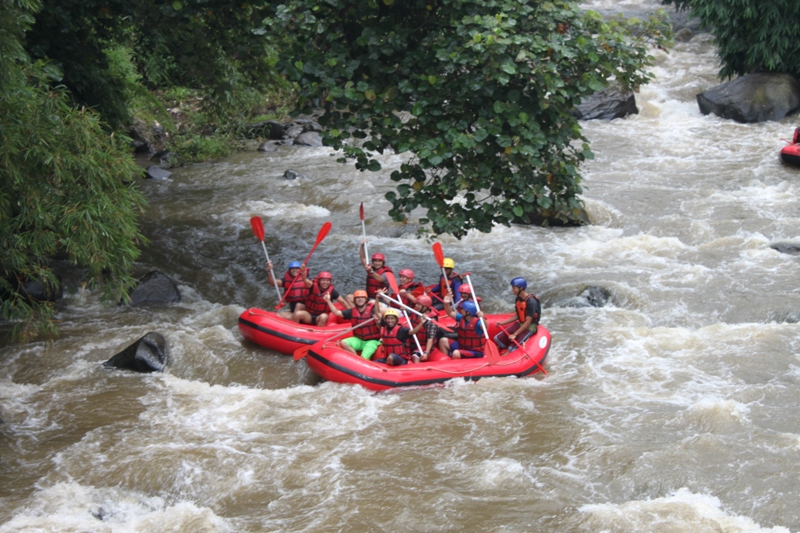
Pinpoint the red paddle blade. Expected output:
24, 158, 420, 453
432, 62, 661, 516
250, 216, 265, 241
315, 221, 332, 246
293, 346, 310, 361
432, 242, 444, 267
386, 271, 401, 296
360, 202, 365, 221
485, 339, 502, 363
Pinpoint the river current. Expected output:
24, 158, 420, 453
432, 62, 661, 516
3, 1, 800, 531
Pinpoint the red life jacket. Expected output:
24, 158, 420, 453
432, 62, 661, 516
381, 323, 409, 359
282, 271, 309, 304
439, 271, 462, 295
350, 303, 381, 340
409, 310, 435, 345
366, 265, 393, 298
516, 294, 541, 324
457, 316, 485, 352
304, 280, 334, 315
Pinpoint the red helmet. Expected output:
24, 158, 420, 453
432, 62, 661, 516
399, 268, 415, 279
416, 295, 432, 308
371, 253, 385, 262
317, 271, 332, 280
458, 285, 471, 294
353, 289, 368, 299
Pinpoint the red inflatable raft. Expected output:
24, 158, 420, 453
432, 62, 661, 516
238, 308, 350, 355
780, 127, 800, 167
302, 323, 551, 392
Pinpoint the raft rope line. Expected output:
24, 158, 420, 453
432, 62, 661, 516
314, 341, 532, 373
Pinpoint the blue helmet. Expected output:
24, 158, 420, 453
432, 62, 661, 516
510, 277, 527, 290
461, 301, 478, 316
288, 261, 302, 269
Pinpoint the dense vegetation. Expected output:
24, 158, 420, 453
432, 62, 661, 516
1, 0, 666, 339
1, 0, 147, 341
663, 0, 800, 80
274, 0, 669, 236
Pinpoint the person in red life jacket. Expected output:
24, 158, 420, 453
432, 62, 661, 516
323, 289, 383, 360
266, 260, 308, 319
454, 284, 482, 313
292, 266, 348, 326
409, 294, 440, 363
359, 240, 393, 299
429, 257, 462, 310
439, 297, 486, 359
372, 307, 417, 366
395, 268, 425, 308
494, 277, 541, 351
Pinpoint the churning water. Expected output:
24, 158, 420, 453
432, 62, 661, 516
2, 1, 800, 531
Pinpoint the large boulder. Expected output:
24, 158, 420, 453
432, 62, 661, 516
127, 271, 181, 306
571, 84, 638, 121
697, 73, 800, 123
104, 332, 169, 372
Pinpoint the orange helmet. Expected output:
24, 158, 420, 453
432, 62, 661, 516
353, 290, 368, 299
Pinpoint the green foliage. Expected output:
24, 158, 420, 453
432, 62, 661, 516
663, 0, 800, 79
25, 0, 286, 128
273, 0, 668, 237
169, 133, 235, 163
1, 0, 147, 341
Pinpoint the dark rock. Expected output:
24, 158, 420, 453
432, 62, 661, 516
104, 332, 169, 372
284, 124, 304, 139
129, 118, 152, 153
145, 166, 172, 180
127, 271, 180, 306
554, 286, 614, 308
697, 73, 800, 123
673, 27, 694, 43
770, 242, 800, 255
515, 206, 591, 227
293, 131, 323, 147
246, 120, 286, 140
21, 275, 63, 302
149, 150, 172, 165
572, 84, 638, 121
283, 169, 306, 180
258, 141, 281, 153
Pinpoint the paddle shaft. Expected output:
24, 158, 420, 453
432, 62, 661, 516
377, 293, 453, 332
276, 222, 332, 309
293, 318, 376, 360
465, 274, 490, 341
496, 323, 547, 376
250, 216, 282, 300
360, 203, 369, 261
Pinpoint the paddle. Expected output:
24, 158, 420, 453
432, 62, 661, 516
496, 323, 548, 376
360, 202, 369, 261
432, 242, 453, 298
250, 216, 282, 301
382, 273, 453, 332
293, 318, 376, 360
276, 221, 333, 309
464, 274, 501, 363
385, 272, 423, 355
